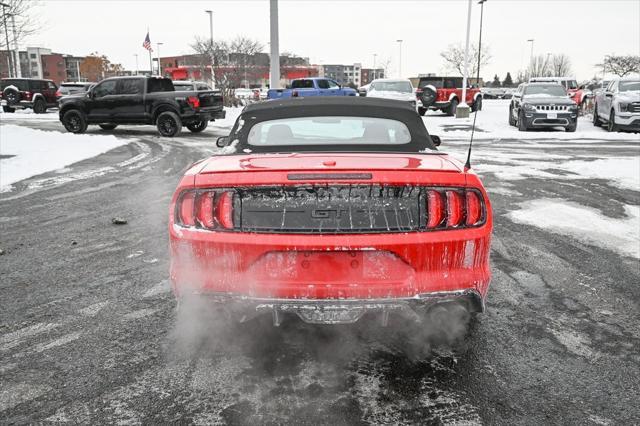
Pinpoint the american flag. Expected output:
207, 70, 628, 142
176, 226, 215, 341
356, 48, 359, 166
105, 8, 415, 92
143, 32, 153, 52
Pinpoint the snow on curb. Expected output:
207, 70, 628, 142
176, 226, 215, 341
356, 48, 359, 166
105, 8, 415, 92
506, 199, 640, 259
0, 124, 127, 191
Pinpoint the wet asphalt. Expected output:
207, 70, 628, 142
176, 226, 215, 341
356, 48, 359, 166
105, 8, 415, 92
0, 115, 639, 425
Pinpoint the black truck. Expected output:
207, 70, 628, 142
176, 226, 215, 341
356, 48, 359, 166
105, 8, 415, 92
58, 76, 225, 137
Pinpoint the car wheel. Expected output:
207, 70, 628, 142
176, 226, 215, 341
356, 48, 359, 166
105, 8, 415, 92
98, 123, 118, 131
508, 106, 516, 126
608, 110, 619, 132
418, 107, 427, 116
592, 104, 601, 127
62, 110, 88, 134
518, 111, 528, 131
446, 99, 458, 116
33, 99, 46, 114
156, 111, 182, 137
566, 122, 577, 132
2, 105, 15, 113
3, 87, 20, 105
186, 120, 208, 133
472, 96, 482, 112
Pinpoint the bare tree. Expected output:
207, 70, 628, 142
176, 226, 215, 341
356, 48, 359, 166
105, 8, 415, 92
378, 57, 391, 79
598, 55, 640, 77
440, 43, 491, 77
550, 53, 572, 76
526, 54, 553, 79
0, 0, 42, 50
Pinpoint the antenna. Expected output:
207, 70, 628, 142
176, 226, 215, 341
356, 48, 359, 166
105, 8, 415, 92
465, 0, 486, 172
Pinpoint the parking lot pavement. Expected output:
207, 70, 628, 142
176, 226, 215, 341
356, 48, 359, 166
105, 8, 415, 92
0, 115, 639, 424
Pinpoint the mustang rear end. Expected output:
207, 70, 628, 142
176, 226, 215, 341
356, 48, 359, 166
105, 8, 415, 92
169, 97, 492, 326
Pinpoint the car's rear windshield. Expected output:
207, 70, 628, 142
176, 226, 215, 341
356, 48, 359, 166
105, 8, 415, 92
247, 116, 411, 146
370, 81, 413, 93
147, 78, 175, 93
1, 79, 29, 91
291, 79, 314, 89
524, 85, 566, 96
619, 81, 640, 92
418, 78, 461, 89
173, 83, 193, 91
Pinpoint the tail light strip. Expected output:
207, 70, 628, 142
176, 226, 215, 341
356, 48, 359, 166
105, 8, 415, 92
175, 186, 487, 232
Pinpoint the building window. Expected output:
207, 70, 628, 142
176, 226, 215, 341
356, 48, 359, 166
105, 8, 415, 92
30, 53, 36, 59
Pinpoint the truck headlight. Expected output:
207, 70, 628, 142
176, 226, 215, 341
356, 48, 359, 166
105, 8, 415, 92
523, 104, 536, 111
619, 103, 629, 112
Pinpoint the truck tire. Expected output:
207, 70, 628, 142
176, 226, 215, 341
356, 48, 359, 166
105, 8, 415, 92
446, 99, 458, 116
419, 85, 437, 108
566, 122, 577, 132
592, 104, 601, 127
472, 96, 483, 112
186, 120, 208, 133
2, 105, 15, 113
418, 107, 427, 116
33, 99, 47, 114
3, 87, 20, 105
518, 111, 528, 132
99, 123, 118, 131
157, 111, 182, 137
62, 109, 88, 134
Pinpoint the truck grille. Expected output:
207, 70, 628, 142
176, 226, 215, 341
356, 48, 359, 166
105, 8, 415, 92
535, 105, 568, 112
629, 102, 640, 113
237, 185, 424, 233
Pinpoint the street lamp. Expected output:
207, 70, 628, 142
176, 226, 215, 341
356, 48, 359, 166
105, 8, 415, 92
0, 2, 12, 78
205, 9, 215, 88
156, 42, 163, 76
458, 0, 473, 118
134, 53, 139, 76
372, 53, 377, 81
527, 38, 535, 62
396, 40, 402, 78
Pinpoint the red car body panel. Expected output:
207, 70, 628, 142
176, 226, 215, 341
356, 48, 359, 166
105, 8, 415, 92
169, 153, 492, 303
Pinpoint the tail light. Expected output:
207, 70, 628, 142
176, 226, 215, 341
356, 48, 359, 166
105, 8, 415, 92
292, 90, 299, 97
176, 190, 234, 230
24, 91, 31, 99
187, 96, 200, 109
426, 188, 486, 230
55, 90, 62, 97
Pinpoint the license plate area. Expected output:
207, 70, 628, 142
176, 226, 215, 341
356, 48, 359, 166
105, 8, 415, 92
547, 112, 557, 119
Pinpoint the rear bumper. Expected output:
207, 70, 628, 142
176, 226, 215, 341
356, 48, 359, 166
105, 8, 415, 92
182, 107, 225, 123
188, 289, 484, 325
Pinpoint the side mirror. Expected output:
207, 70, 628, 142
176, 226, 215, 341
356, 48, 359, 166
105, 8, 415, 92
87, 90, 94, 99
431, 135, 441, 147
285, 84, 291, 89
216, 136, 230, 148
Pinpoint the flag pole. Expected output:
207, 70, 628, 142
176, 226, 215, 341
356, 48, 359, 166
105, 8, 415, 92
148, 49, 152, 76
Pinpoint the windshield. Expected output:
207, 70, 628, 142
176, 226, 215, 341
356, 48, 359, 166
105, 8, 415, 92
173, 83, 193, 91
370, 81, 413, 93
247, 116, 412, 146
524, 85, 566, 96
566, 80, 578, 89
619, 81, 640, 92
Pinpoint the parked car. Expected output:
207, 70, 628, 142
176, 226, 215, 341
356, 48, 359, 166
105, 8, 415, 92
169, 96, 492, 330
509, 82, 578, 132
56, 82, 95, 101
0, 78, 58, 113
415, 76, 482, 116
357, 83, 371, 97
267, 77, 357, 99
592, 78, 640, 132
172, 80, 211, 92
58, 76, 225, 137
234, 88, 255, 99
480, 87, 508, 99
364, 78, 416, 109
529, 76, 587, 110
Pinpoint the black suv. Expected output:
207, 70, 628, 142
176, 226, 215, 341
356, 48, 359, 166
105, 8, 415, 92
509, 82, 578, 132
1, 78, 59, 113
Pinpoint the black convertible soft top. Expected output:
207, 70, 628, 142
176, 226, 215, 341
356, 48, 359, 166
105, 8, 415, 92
227, 97, 438, 153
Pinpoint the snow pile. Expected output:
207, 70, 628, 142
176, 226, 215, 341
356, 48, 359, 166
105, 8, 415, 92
0, 109, 60, 122
0, 124, 126, 191
423, 100, 640, 141
506, 199, 640, 259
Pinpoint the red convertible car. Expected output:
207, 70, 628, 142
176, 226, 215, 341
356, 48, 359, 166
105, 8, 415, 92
169, 97, 492, 326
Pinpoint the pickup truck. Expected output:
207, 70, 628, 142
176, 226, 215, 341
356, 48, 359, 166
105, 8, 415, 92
58, 76, 225, 137
415, 76, 482, 116
267, 77, 357, 99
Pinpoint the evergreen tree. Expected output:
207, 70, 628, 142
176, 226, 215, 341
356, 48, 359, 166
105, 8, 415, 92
491, 74, 501, 87
502, 72, 514, 87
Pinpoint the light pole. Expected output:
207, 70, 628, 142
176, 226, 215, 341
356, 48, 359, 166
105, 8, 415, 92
458, 0, 473, 118
0, 2, 12, 78
9, 11, 19, 77
372, 53, 377, 81
269, 0, 280, 89
396, 40, 402, 78
156, 42, 163, 76
475, 0, 486, 89
205, 10, 215, 88
527, 38, 534, 71
134, 53, 139, 76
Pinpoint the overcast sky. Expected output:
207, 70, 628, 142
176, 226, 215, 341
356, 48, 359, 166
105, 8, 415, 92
27, 0, 640, 81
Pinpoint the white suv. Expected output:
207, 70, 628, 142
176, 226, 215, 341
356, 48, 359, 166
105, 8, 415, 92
592, 78, 640, 132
